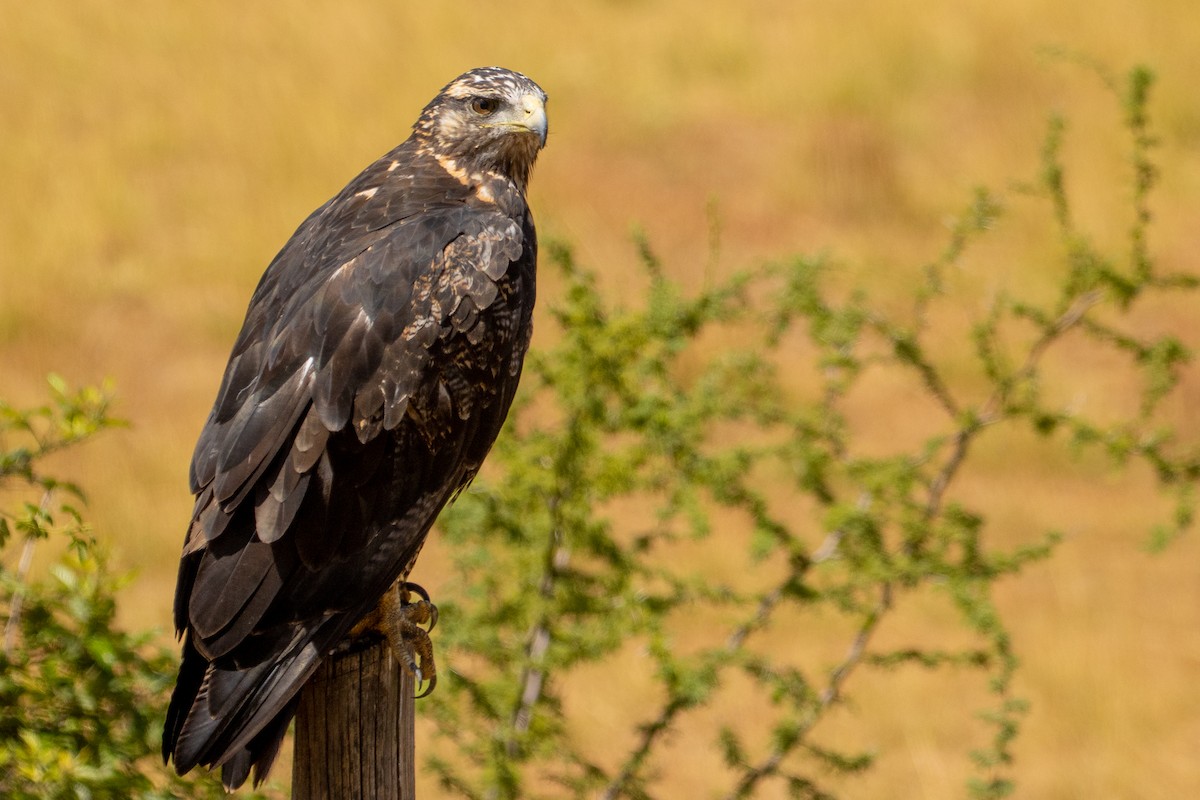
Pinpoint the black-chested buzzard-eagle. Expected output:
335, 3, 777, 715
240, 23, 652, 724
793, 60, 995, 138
162, 66, 548, 790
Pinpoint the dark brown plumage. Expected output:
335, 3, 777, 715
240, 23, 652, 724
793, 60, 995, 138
162, 67, 547, 789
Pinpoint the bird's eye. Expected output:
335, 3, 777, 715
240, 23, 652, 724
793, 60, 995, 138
469, 96, 500, 115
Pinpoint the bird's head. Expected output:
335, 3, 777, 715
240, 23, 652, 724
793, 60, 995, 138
414, 67, 548, 190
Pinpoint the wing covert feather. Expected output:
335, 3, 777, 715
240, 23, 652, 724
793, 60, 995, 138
168, 130, 539, 789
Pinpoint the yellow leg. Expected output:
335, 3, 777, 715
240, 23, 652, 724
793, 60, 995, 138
350, 579, 439, 697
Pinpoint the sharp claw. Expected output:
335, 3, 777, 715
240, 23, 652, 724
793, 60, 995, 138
402, 581, 431, 604
372, 579, 440, 698
415, 674, 436, 699
406, 653, 436, 699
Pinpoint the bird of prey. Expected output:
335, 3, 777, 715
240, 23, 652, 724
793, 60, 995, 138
162, 66, 548, 790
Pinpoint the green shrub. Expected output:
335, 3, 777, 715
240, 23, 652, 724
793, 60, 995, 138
422, 65, 1197, 800
0, 379, 243, 800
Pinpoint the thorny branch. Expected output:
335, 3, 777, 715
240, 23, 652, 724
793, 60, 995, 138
602, 283, 1109, 799
2, 490, 55, 656
601, 507, 859, 800
922, 290, 1102, 539
505, 496, 570, 761
507, 527, 569, 755
723, 584, 893, 800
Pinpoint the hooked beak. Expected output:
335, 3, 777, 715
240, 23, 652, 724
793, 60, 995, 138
520, 93, 548, 148
491, 92, 547, 148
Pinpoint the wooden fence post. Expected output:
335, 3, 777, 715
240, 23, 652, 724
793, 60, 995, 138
293, 638, 416, 799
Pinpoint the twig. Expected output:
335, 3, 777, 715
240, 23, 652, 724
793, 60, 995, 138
500, 480, 572, 774
925, 290, 1101, 528
507, 538, 569, 754
722, 583, 892, 800
3, 489, 54, 656
719, 291, 1100, 798
602, 507, 861, 800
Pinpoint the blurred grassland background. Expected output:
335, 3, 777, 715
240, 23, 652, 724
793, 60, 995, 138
1, 1, 1198, 797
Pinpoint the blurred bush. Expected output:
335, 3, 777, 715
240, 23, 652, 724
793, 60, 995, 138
0, 380, 248, 799
424, 65, 1197, 800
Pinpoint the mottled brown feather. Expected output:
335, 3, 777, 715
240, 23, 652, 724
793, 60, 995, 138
164, 66, 546, 790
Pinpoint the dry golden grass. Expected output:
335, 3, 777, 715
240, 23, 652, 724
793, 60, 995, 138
2, 1, 1198, 797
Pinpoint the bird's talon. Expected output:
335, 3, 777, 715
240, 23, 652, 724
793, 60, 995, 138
400, 580, 432, 605
415, 674, 437, 699
372, 580, 440, 697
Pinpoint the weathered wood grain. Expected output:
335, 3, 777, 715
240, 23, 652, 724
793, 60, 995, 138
293, 639, 415, 799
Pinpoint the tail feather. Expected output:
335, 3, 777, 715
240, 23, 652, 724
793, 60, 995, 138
220, 749, 254, 792
163, 637, 207, 768
232, 696, 298, 790
212, 695, 297, 790
164, 622, 338, 789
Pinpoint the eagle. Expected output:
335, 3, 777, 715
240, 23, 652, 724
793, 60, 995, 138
162, 67, 548, 790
